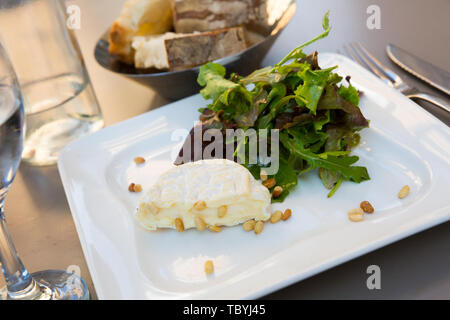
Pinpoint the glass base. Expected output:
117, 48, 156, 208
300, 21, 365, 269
0, 270, 89, 300
22, 117, 104, 166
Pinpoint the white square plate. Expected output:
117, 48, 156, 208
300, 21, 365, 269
58, 53, 450, 299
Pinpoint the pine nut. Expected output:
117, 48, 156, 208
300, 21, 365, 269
398, 185, 410, 199
217, 205, 227, 218
270, 210, 283, 224
243, 220, 256, 231
254, 221, 264, 234
282, 209, 292, 221
272, 186, 283, 198
260, 170, 268, 181
194, 200, 207, 211
204, 260, 214, 275
360, 201, 374, 213
175, 218, 184, 232
194, 216, 207, 231
133, 184, 142, 193
262, 178, 276, 189
208, 225, 222, 233
134, 157, 146, 165
348, 208, 364, 222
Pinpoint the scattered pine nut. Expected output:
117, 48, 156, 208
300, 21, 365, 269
217, 205, 227, 218
260, 170, 268, 181
204, 260, 214, 275
262, 178, 276, 189
194, 201, 207, 211
243, 220, 256, 232
208, 225, 222, 233
133, 184, 142, 193
360, 201, 374, 213
175, 218, 184, 232
348, 208, 364, 222
272, 186, 283, 199
194, 216, 207, 231
128, 183, 136, 192
254, 221, 264, 234
134, 157, 145, 165
398, 185, 410, 199
282, 209, 292, 221
349, 214, 364, 222
270, 210, 283, 224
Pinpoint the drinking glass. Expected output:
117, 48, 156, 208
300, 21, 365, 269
0, 0, 104, 166
0, 42, 89, 300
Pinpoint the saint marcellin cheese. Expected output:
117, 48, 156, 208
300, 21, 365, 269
132, 27, 247, 70
172, 0, 292, 34
135, 159, 271, 231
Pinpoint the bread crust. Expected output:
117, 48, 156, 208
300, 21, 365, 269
108, 21, 135, 64
132, 27, 247, 70
108, 0, 173, 64
165, 27, 247, 70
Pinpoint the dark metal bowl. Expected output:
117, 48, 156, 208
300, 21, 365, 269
94, 1, 296, 101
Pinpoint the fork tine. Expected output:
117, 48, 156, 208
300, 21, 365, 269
350, 43, 392, 82
355, 42, 402, 83
342, 44, 365, 67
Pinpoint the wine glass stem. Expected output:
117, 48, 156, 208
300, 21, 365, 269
0, 201, 41, 299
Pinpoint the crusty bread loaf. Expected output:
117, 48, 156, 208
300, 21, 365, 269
172, 0, 292, 34
132, 27, 247, 70
172, 0, 249, 33
165, 27, 247, 70
108, 0, 173, 64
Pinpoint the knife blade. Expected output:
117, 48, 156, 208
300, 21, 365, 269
387, 44, 450, 96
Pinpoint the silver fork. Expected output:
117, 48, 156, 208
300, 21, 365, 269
341, 42, 450, 114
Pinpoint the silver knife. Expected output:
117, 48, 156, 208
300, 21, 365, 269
386, 44, 450, 112
387, 44, 450, 96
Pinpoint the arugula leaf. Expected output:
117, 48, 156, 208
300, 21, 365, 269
234, 88, 268, 127
319, 167, 341, 189
198, 63, 255, 122
275, 112, 313, 130
271, 156, 298, 202
294, 67, 337, 115
280, 132, 370, 183
198, 63, 238, 101
325, 127, 361, 152
327, 175, 343, 198
276, 11, 331, 66
257, 94, 298, 129
313, 110, 330, 131
192, 12, 371, 200
338, 84, 360, 106
318, 84, 369, 130
286, 126, 326, 149
246, 156, 298, 203
255, 83, 292, 128
240, 67, 286, 85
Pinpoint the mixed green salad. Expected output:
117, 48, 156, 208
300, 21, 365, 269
196, 12, 370, 202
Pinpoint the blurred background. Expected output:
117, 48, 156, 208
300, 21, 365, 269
67, 0, 449, 125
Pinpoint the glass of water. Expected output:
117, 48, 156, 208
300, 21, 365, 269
0, 0, 103, 166
0, 41, 89, 300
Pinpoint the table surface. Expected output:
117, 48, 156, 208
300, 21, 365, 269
1, 0, 449, 300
